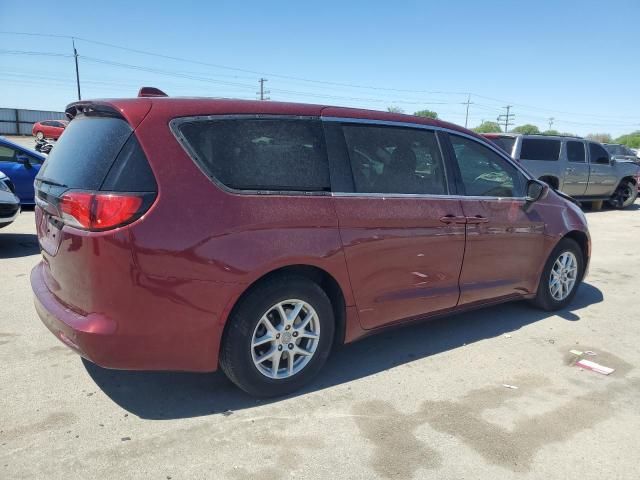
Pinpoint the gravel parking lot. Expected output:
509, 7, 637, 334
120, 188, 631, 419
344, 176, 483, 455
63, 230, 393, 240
1, 206, 639, 479
3, 135, 38, 150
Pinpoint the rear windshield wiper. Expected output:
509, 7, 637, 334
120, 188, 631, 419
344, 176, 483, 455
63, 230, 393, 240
36, 177, 68, 188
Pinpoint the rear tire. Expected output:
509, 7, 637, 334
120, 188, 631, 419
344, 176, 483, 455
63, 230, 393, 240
607, 180, 637, 209
532, 238, 584, 311
219, 275, 335, 397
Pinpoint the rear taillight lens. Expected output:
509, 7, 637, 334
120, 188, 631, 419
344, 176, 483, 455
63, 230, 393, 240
60, 191, 144, 231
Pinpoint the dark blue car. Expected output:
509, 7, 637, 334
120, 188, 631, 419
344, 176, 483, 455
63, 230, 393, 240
0, 136, 46, 205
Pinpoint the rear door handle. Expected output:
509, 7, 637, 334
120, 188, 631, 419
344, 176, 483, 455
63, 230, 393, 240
466, 215, 489, 224
439, 215, 467, 224
566, 167, 575, 172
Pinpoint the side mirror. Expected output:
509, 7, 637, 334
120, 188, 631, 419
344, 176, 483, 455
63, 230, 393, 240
16, 154, 32, 167
525, 179, 547, 203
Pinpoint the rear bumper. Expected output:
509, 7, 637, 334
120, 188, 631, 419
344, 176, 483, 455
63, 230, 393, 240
31, 262, 223, 372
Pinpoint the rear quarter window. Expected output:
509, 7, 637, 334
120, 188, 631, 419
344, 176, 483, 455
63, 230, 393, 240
174, 118, 330, 192
519, 138, 561, 161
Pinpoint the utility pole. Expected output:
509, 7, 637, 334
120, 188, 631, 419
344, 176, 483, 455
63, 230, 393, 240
497, 105, 514, 133
72, 37, 81, 100
257, 78, 270, 101
462, 93, 473, 128
548, 117, 554, 130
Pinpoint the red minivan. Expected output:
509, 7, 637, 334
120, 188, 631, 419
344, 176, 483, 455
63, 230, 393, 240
31, 92, 590, 396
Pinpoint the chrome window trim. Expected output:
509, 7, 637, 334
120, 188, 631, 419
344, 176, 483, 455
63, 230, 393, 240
167, 113, 530, 201
330, 192, 527, 201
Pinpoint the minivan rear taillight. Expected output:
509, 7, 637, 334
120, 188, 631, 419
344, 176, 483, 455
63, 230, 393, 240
60, 191, 145, 231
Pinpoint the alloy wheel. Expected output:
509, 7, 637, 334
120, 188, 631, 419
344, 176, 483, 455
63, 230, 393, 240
549, 251, 578, 301
251, 299, 321, 379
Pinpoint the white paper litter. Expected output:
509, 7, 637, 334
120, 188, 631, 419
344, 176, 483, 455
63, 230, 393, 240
502, 384, 519, 389
576, 359, 614, 375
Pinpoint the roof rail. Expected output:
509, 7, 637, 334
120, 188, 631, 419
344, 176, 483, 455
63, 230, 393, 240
138, 87, 168, 98
522, 133, 583, 139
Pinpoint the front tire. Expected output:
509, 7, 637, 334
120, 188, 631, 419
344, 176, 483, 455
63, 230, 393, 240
532, 238, 584, 311
219, 275, 335, 397
607, 180, 637, 209
35, 131, 44, 140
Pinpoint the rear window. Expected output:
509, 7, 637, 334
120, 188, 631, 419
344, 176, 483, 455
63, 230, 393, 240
175, 118, 330, 192
488, 137, 516, 155
36, 116, 155, 192
519, 138, 561, 161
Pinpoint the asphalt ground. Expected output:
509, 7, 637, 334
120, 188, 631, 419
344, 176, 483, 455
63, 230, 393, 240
1, 201, 639, 479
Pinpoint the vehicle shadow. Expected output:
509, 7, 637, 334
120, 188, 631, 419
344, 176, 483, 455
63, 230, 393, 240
84, 282, 603, 420
583, 203, 640, 213
0, 233, 40, 259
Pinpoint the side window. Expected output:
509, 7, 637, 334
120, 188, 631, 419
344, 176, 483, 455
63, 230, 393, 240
449, 134, 525, 197
0, 146, 17, 162
340, 124, 447, 195
177, 119, 330, 192
589, 143, 610, 165
566, 141, 586, 163
519, 138, 561, 161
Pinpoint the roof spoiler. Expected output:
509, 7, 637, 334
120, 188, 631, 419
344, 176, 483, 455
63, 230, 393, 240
65, 101, 123, 120
138, 87, 168, 98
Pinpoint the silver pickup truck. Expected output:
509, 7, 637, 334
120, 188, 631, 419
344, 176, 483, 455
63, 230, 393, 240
483, 133, 640, 208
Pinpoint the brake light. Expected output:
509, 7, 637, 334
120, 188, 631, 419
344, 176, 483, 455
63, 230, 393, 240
60, 192, 143, 230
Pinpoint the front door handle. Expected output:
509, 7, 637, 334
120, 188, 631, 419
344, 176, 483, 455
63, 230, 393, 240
566, 167, 575, 173
439, 215, 467, 224
466, 215, 489, 224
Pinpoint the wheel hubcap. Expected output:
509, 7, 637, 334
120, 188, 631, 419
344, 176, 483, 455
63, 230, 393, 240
549, 251, 578, 301
251, 299, 320, 379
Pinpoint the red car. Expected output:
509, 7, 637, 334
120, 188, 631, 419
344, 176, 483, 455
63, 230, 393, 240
32, 120, 68, 140
31, 91, 590, 397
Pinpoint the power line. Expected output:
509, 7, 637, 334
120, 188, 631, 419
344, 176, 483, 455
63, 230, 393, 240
0, 31, 471, 95
79, 55, 466, 105
1, 31, 639, 129
0, 49, 73, 57
2, 30, 640, 123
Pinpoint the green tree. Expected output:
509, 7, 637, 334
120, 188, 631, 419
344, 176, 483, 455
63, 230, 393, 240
586, 133, 612, 143
615, 131, 640, 149
413, 109, 438, 119
472, 121, 502, 133
512, 124, 541, 135
387, 106, 404, 114
542, 129, 560, 136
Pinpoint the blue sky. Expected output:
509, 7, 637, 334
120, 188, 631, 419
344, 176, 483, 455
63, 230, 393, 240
1, 0, 639, 136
